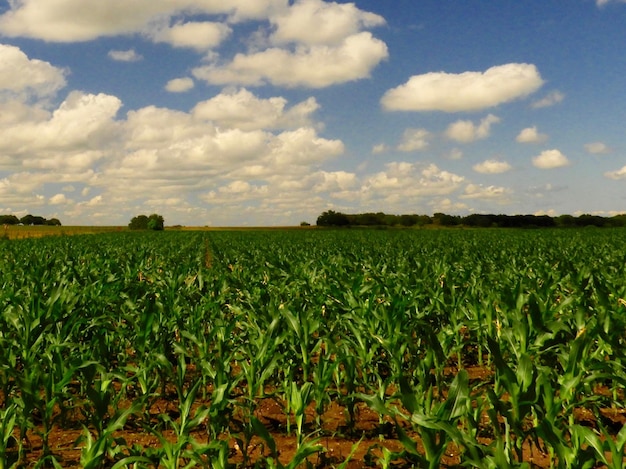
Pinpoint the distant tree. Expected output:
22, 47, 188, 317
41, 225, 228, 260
129, 215, 149, 230
20, 214, 35, 225
147, 214, 164, 231
316, 210, 350, 227
433, 212, 460, 226
300, 221, 311, 226
0, 215, 20, 225
45, 218, 62, 226
129, 214, 164, 230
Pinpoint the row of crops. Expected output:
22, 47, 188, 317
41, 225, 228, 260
1, 228, 626, 468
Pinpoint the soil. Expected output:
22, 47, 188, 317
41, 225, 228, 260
5, 364, 625, 468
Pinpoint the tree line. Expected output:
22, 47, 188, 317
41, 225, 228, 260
316, 210, 626, 228
128, 214, 164, 231
0, 214, 61, 226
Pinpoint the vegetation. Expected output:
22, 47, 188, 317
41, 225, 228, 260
316, 210, 626, 228
0, 214, 61, 226
1, 229, 626, 467
129, 213, 165, 231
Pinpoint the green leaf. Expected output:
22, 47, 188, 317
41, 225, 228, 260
251, 416, 277, 458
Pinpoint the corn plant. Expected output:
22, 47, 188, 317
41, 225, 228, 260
0, 403, 20, 469
142, 379, 211, 469
78, 370, 141, 469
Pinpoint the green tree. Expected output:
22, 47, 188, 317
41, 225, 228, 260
0, 215, 20, 225
316, 210, 349, 227
20, 214, 35, 225
129, 214, 164, 230
128, 215, 149, 230
147, 214, 164, 231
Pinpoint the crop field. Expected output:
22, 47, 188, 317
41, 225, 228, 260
1, 228, 626, 468
1, 225, 126, 241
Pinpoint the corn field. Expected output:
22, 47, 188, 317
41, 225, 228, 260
1, 228, 626, 468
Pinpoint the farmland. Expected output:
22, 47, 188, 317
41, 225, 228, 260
1, 228, 626, 468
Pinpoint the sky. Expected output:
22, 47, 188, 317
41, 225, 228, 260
0, 0, 625, 226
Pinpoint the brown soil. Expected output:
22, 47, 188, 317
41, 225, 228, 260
6, 364, 624, 468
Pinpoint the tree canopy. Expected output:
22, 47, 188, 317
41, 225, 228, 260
129, 214, 164, 231
0, 214, 61, 226
315, 210, 626, 229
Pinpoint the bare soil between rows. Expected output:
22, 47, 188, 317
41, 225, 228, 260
6, 365, 626, 468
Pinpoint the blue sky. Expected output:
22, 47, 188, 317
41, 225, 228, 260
0, 0, 625, 226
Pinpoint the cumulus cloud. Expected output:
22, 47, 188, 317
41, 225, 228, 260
516, 126, 548, 143
531, 90, 564, 109
193, 32, 388, 88
605, 166, 626, 180
0, 44, 67, 98
270, 0, 385, 45
108, 49, 143, 62
148, 21, 231, 50
49, 193, 71, 205
193, 88, 319, 130
397, 128, 431, 152
460, 184, 511, 200
584, 142, 611, 154
473, 159, 512, 174
371, 143, 388, 154
446, 148, 464, 160
381, 63, 543, 112
0, 46, 351, 224
362, 163, 465, 200
0, 0, 286, 42
0, 91, 122, 171
165, 77, 195, 93
445, 114, 500, 143
532, 149, 570, 169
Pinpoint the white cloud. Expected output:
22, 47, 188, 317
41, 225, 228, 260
446, 148, 463, 160
193, 88, 319, 130
371, 143, 388, 154
312, 171, 358, 192
149, 21, 231, 50
270, 0, 385, 46
0, 44, 67, 97
266, 127, 344, 168
460, 184, 511, 200
516, 126, 548, 144
584, 142, 611, 154
445, 114, 500, 143
531, 90, 564, 109
605, 166, 626, 180
165, 77, 195, 93
108, 49, 142, 62
473, 159, 512, 174
0, 91, 122, 171
381, 63, 543, 112
84, 195, 103, 206
397, 128, 431, 152
532, 149, 570, 169
362, 163, 465, 200
430, 198, 468, 213
0, 0, 287, 42
192, 32, 388, 88
49, 193, 71, 205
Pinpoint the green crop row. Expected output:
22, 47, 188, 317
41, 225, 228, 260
1, 229, 626, 468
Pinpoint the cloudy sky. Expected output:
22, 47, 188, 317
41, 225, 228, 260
1, 0, 625, 226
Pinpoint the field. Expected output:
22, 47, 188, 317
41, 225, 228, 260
1, 228, 626, 468
1, 225, 127, 240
